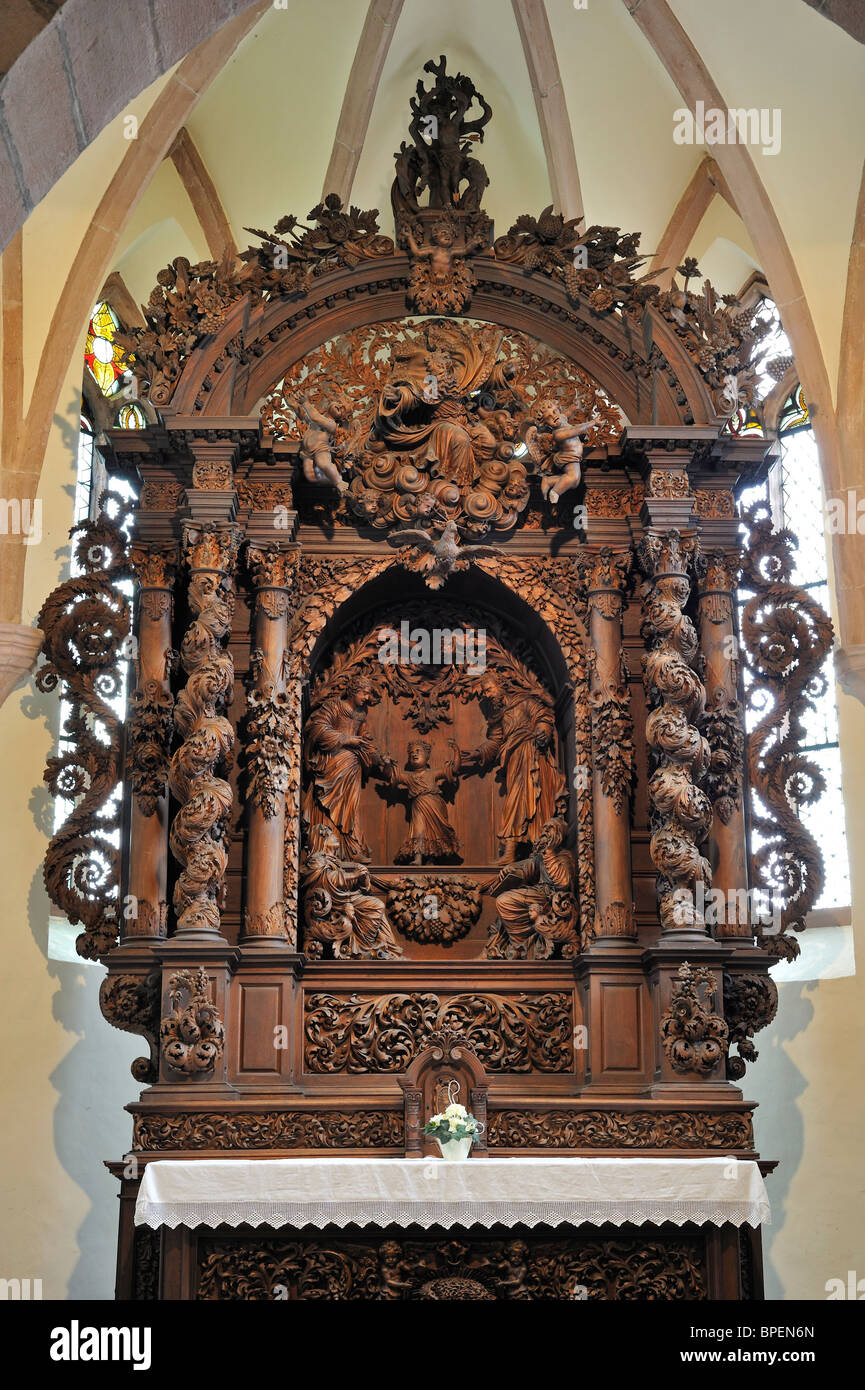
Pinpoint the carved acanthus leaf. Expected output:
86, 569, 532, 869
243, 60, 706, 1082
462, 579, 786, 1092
37, 503, 131, 959
739, 503, 833, 959
304, 991, 573, 1073
100, 970, 161, 1082
723, 970, 778, 1079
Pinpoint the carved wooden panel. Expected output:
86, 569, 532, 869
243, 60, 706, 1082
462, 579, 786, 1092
195, 1229, 709, 1300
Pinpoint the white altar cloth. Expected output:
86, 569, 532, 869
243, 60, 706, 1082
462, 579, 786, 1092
134, 1156, 770, 1231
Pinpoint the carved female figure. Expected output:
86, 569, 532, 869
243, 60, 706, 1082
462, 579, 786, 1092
301, 674, 384, 862
301, 826, 402, 960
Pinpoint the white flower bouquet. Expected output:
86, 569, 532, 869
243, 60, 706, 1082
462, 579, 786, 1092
423, 1101, 482, 1159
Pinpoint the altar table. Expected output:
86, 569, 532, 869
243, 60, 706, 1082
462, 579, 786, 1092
134, 1155, 770, 1232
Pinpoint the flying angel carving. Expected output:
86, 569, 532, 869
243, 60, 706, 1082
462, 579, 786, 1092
386, 519, 496, 589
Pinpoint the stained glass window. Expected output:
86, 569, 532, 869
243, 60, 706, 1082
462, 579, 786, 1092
737, 298, 850, 913
84, 300, 132, 396
117, 402, 146, 429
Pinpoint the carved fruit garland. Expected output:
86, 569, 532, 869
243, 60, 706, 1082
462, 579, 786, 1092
660, 963, 729, 1075
168, 526, 239, 934
160, 966, 225, 1075
37, 504, 130, 960
639, 532, 713, 932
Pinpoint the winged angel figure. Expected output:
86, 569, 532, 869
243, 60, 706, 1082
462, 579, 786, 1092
386, 519, 496, 590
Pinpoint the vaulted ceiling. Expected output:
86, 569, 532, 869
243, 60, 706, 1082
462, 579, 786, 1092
4, 0, 865, 643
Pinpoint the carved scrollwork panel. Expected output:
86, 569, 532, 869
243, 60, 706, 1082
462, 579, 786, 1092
37, 504, 131, 959
132, 1110, 404, 1151
303, 991, 573, 1073
195, 1233, 707, 1301
739, 503, 833, 960
487, 1108, 754, 1151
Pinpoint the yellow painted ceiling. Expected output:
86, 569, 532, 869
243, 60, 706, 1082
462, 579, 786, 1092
16, 0, 865, 406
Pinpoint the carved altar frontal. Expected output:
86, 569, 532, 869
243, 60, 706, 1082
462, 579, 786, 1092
39, 57, 829, 1301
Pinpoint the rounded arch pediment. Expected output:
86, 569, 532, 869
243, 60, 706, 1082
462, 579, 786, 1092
155, 255, 717, 429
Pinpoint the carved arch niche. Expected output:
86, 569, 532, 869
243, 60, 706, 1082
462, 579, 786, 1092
289, 563, 593, 963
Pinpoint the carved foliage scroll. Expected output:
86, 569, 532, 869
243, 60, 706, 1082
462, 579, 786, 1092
488, 1107, 754, 1151
304, 991, 573, 1073
99, 971, 161, 1082
638, 532, 712, 932
660, 964, 729, 1076
723, 970, 778, 1080
576, 548, 635, 816
132, 1110, 404, 1151
696, 549, 744, 826
196, 1234, 706, 1301
168, 526, 239, 935
739, 503, 833, 960
37, 505, 130, 960
160, 967, 225, 1075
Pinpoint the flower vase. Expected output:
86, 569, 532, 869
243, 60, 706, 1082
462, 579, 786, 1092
436, 1136, 473, 1161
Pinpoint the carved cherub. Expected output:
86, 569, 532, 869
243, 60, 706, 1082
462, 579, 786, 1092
522, 399, 602, 503
387, 518, 495, 590
378, 1241, 415, 1300
382, 738, 462, 865
291, 392, 353, 493
403, 217, 486, 314
496, 1239, 531, 1300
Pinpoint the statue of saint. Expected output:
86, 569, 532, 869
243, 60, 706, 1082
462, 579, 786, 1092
301, 674, 385, 862
462, 672, 566, 861
301, 826, 402, 959
485, 817, 578, 959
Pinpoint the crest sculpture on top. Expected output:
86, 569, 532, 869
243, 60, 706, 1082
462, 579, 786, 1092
392, 56, 493, 314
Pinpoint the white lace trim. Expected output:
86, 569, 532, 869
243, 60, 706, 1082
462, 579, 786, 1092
134, 1197, 769, 1232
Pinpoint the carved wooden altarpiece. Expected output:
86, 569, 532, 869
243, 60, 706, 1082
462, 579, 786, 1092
39, 59, 829, 1301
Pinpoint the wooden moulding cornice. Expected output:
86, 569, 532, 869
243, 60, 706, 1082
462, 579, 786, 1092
159, 256, 717, 429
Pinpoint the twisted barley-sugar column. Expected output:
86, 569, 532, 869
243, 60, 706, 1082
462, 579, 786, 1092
243, 543, 297, 946
124, 544, 178, 941
695, 548, 750, 938
639, 529, 713, 935
168, 525, 239, 938
576, 548, 636, 940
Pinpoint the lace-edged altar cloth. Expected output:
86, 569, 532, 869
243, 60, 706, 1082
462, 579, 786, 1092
134, 1156, 770, 1231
